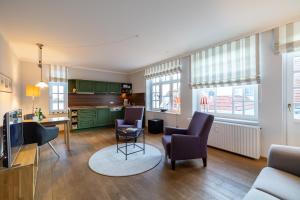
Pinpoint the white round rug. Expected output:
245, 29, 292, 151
88, 143, 162, 176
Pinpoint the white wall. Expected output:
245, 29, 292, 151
128, 70, 145, 93
129, 30, 286, 157
68, 67, 129, 83
0, 34, 21, 126
259, 30, 285, 156
20, 61, 50, 116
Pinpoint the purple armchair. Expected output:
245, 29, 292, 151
162, 112, 214, 170
115, 107, 144, 135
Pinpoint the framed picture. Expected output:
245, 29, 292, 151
0, 73, 12, 93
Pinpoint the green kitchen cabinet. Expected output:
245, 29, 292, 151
73, 108, 124, 130
94, 82, 108, 93
76, 80, 95, 93
77, 109, 97, 129
78, 121, 94, 129
96, 108, 110, 126
108, 82, 121, 94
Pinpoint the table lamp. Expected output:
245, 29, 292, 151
26, 85, 41, 113
200, 96, 208, 112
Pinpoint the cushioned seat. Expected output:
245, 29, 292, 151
243, 189, 279, 200
117, 124, 135, 128
252, 167, 300, 200
243, 145, 300, 200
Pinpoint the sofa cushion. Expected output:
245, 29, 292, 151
243, 188, 279, 200
252, 167, 300, 200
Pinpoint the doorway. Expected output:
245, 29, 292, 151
285, 51, 300, 146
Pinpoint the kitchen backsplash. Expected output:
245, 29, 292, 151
68, 93, 123, 107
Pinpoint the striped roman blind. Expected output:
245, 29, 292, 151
190, 34, 260, 88
144, 58, 181, 79
49, 65, 68, 82
274, 21, 300, 54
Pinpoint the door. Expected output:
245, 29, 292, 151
286, 51, 300, 146
96, 108, 110, 126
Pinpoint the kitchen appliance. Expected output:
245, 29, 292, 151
121, 83, 132, 94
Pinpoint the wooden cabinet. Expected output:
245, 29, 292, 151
73, 108, 124, 130
78, 109, 96, 129
108, 82, 121, 94
69, 79, 122, 94
94, 82, 108, 93
96, 108, 110, 126
0, 144, 38, 200
76, 80, 95, 93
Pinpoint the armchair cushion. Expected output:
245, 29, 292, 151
164, 127, 188, 135
124, 107, 144, 125
115, 119, 125, 126
117, 124, 135, 128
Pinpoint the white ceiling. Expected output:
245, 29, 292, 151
0, 0, 300, 73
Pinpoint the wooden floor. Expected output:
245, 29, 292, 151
35, 127, 266, 200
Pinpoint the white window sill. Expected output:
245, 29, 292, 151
146, 110, 181, 115
187, 116, 259, 127
214, 117, 259, 127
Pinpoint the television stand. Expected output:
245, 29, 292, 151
0, 143, 38, 200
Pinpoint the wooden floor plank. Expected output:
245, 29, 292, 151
35, 127, 265, 200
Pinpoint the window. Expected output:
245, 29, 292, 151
196, 84, 258, 121
49, 82, 68, 113
292, 56, 300, 119
148, 73, 181, 112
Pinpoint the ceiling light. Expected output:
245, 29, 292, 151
35, 43, 48, 88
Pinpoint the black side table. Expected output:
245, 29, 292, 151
148, 119, 164, 134
116, 128, 145, 160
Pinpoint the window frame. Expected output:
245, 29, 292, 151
196, 84, 259, 121
48, 82, 68, 114
148, 73, 181, 113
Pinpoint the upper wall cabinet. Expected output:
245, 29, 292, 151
68, 79, 122, 94
76, 80, 95, 93
94, 82, 108, 93
108, 82, 121, 94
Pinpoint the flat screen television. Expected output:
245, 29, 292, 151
2, 109, 23, 168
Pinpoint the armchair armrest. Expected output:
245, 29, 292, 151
44, 126, 59, 133
268, 144, 300, 177
115, 119, 125, 127
164, 127, 188, 135
135, 120, 143, 129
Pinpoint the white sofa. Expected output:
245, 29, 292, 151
244, 145, 300, 200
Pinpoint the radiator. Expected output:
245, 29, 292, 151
208, 121, 261, 159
